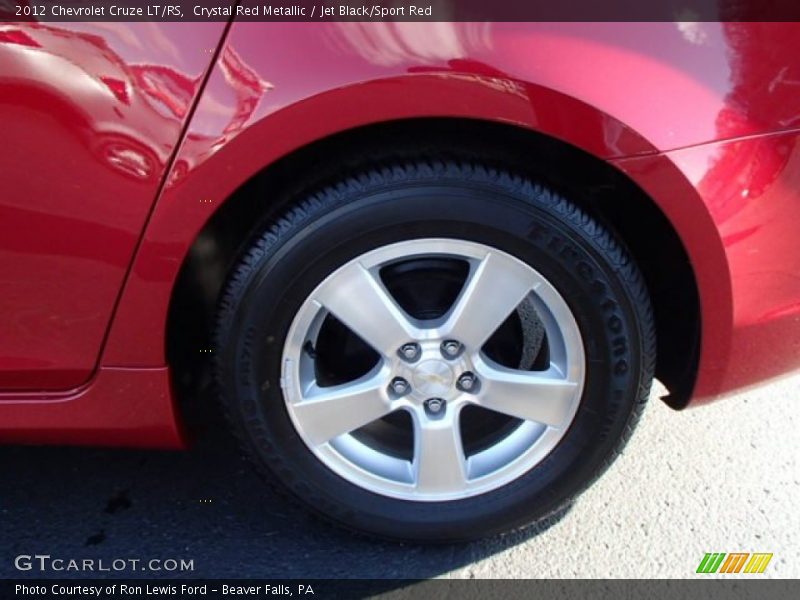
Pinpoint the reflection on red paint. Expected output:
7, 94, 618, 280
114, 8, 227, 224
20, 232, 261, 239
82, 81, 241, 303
99, 75, 130, 105
131, 64, 199, 119
0, 20, 226, 389
0, 28, 40, 47
219, 44, 273, 135
165, 44, 273, 189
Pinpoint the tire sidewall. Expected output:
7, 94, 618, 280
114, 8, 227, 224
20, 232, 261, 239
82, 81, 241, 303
216, 172, 649, 541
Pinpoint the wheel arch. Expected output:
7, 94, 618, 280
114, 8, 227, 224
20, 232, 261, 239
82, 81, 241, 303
160, 117, 706, 411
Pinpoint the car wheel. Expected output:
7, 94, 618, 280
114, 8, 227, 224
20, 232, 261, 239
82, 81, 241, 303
214, 161, 655, 542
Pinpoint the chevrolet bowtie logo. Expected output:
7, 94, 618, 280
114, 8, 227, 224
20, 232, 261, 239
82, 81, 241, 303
420, 373, 447, 385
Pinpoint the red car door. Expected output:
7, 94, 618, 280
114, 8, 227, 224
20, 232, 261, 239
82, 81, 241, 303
0, 22, 227, 389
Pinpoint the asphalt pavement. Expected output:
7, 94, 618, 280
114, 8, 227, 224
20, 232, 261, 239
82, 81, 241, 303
1, 374, 797, 579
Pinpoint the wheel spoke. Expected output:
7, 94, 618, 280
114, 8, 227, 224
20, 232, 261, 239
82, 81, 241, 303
474, 359, 579, 429
283, 238, 588, 501
313, 262, 418, 356
291, 374, 392, 445
413, 412, 467, 494
441, 252, 539, 350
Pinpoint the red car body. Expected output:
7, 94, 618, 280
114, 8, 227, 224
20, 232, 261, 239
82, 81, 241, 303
1, 21, 799, 448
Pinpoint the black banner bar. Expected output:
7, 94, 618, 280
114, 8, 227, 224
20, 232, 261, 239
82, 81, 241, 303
3, 579, 799, 600
5, 0, 800, 22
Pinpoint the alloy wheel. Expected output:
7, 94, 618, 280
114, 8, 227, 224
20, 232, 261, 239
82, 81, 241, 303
281, 238, 586, 501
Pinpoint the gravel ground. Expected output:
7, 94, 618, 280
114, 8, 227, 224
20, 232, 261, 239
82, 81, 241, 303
0, 374, 797, 579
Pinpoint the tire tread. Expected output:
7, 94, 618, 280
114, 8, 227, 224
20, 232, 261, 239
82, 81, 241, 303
213, 160, 656, 542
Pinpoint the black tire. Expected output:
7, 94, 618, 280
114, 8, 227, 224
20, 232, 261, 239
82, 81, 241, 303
214, 161, 655, 542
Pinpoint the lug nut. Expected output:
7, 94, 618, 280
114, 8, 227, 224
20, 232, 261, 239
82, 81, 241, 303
457, 372, 479, 393
424, 398, 445, 415
398, 343, 421, 362
390, 377, 410, 396
441, 340, 463, 359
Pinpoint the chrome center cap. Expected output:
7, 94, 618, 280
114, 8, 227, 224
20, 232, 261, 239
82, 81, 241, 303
411, 359, 455, 397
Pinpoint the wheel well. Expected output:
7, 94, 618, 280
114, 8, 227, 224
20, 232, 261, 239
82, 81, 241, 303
167, 118, 700, 411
